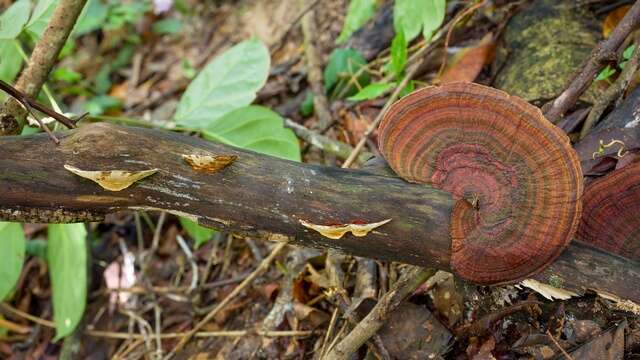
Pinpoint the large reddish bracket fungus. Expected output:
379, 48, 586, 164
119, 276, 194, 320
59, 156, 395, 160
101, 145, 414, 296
577, 162, 640, 260
378, 82, 583, 284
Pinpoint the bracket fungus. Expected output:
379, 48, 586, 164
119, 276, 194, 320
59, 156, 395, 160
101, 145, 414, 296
577, 162, 640, 260
64, 164, 158, 191
378, 82, 583, 284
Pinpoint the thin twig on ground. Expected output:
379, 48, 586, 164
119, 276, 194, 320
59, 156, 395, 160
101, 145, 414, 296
579, 40, 640, 139
544, 0, 640, 123
285, 119, 374, 163
164, 242, 288, 358
270, 0, 320, 54
0, 0, 87, 135
324, 267, 436, 360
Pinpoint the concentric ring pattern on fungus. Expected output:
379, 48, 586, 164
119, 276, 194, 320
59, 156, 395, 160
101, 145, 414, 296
378, 82, 583, 284
577, 162, 640, 261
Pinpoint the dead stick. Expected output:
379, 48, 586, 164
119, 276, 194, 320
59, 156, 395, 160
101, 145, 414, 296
544, 0, 640, 123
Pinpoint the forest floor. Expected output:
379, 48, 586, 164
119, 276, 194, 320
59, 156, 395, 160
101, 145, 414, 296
1, 0, 640, 359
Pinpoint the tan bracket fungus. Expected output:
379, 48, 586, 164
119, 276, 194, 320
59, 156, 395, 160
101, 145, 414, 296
378, 82, 583, 285
299, 219, 392, 239
64, 165, 158, 191
182, 154, 237, 173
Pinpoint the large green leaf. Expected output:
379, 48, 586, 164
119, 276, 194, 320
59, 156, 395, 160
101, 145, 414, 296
0, 222, 25, 301
24, 0, 57, 38
174, 38, 270, 129
393, 0, 446, 42
0, 40, 23, 83
48, 224, 87, 340
336, 0, 377, 44
202, 105, 301, 162
0, 0, 30, 39
179, 217, 216, 249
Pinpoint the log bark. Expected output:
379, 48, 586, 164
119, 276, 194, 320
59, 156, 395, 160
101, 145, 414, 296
1, 123, 639, 303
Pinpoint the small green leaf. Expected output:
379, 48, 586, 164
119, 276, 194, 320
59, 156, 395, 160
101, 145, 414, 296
398, 79, 415, 98
180, 59, 196, 79
595, 65, 616, 82
202, 105, 301, 162
48, 224, 87, 341
336, 0, 378, 44
348, 82, 395, 101
300, 91, 314, 117
623, 44, 636, 61
152, 18, 182, 34
421, 0, 446, 42
175, 38, 270, 129
324, 48, 369, 99
26, 238, 48, 259
390, 29, 407, 80
0, 0, 30, 39
180, 217, 216, 249
0, 222, 25, 301
52, 68, 82, 83
393, 0, 446, 42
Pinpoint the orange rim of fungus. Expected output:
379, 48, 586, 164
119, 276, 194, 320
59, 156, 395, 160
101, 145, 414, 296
378, 82, 583, 285
577, 162, 640, 260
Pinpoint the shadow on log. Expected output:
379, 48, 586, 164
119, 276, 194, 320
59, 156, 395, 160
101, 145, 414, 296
1, 123, 639, 304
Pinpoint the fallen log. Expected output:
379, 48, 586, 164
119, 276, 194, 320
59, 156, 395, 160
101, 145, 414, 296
1, 123, 639, 304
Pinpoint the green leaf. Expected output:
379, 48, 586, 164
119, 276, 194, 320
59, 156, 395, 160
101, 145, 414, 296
623, 44, 636, 61
48, 224, 87, 341
323, 48, 369, 99
52, 67, 82, 83
421, 0, 446, 42
399, 79, 415, 98
336, 0, 377, 44
596, 65, 616, 81
26, 238, 48, 259
348, 82, 395, 101
152, 18, 182, 34
300, 91, 314, 117
24, 0, 58, 38
179, 217, 216, 249
0, 0, 31, 39
390, 29, 407, 79
73, 0, 108, 36
202, 105, 301, 162
393, 0, 446, 42
0, 222, 25, 301
175, 38, 270, 129
84, 95, 122, 115
0, 40, 23, 83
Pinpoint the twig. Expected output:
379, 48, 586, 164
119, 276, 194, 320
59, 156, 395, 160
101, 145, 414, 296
285, 119, 374, 163
87, 329, 322, 339
324, 267, 436, 360
341, 52, 425, 168
175, 234, 198, 292
546, 329, 574, 360
544, 0, 640, 123
300, 0, 334, 132
154, 305, 163, 359
269, 0, 320, 54
0, 80, 77, 129
454, 300, 542, 338
164, 242, 288, 358
0, 0, 87, 135
579, 40, 640, 139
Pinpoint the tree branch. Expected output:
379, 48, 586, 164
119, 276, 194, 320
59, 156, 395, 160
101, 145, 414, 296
0, 0, 87, 135
1, 123, 639, 304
